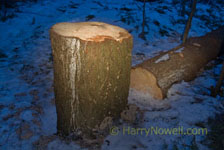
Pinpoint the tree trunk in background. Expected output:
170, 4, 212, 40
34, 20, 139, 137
182, 0, 197, 43
211, 61, 224, 97
181, 0, 186, 17
138, 0, 146, 40
50, 22, 133, 136
131, 27, 224, 99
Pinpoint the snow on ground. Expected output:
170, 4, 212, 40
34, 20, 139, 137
0, 0, 223, 149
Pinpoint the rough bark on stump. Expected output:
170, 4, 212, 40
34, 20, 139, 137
49, 22, 133, 136
131, 27, 224, 99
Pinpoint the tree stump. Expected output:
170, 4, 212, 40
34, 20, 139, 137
50, 22, 133, 136
131, 27, 224, 99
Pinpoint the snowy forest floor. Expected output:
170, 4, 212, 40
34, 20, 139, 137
0, 0, 224, 150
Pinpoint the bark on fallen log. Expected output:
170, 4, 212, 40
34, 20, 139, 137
130, 27, 224, 99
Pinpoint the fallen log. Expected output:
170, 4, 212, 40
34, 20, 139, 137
130, 27, 224, 99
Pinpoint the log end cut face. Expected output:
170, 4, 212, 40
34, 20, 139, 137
130, 67, 163, 100
50, 22, 131, 42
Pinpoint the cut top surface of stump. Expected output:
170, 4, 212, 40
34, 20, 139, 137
51, 22, 131, 42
